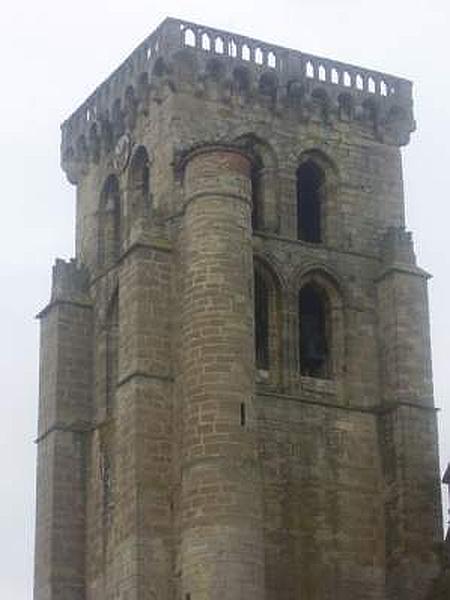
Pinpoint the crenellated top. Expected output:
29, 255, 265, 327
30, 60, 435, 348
61, 17, 415, 182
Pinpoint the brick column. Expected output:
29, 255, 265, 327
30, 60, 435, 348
179, 146, 265, 600
377, 229, 442, 600
34, 260, 93, 600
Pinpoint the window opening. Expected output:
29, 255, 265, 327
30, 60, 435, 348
240, 403, 246, 426
201, 33, 211, 51
297, 161, 324, 243
251, 160, 263, 231
99, 176, 120, 267
129, 147, 151, 218
331, 68, 339, 84
184, 29, 196, 47
255, 47, 264, 65
215, 37, 224, 54
254, 268, 269, 370
318, 65, 326, 81
299, 285, 328, 378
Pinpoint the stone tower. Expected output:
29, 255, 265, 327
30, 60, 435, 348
34, 18, 446, 600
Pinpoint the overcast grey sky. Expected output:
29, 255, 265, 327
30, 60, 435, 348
1, 0, 449, 597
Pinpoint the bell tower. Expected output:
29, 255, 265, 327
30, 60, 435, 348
35, 17, 445, 600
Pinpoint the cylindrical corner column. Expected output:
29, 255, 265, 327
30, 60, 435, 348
179, 146, 265, 600
377, 263, 442, 600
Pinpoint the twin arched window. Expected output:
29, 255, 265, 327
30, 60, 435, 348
254, 266, 334, 380
251, 153, 330, 243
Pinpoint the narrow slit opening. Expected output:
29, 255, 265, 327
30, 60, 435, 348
240, 403, 246, 427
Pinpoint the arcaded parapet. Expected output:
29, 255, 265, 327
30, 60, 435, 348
60, 18, 415, 186
35, 17, 445, 600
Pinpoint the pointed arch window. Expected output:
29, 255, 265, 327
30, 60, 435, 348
128, 145, 151, 221
251, 157, 264, 231
298, 283, 330, 378
297, 160, 325, 243
254, 267, 270, 369
253, 261, 283, 380
98, 175, 121, 268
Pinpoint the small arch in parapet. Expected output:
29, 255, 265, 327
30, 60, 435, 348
201, 32, 211, 51
242, 44, 251, 61
331, 68, 340, 85
214, 36, 225, 54
255, 47, 264, 65
318, 64, 326, 82
184, 28, 196, 48
228, 39, 238, 58
267, 51, 277, 68
306, 61, 315, 79
259, 71, 278, 97
380, 80, 388, 96
343, 71, 352, 87
355, 74, 364, 90
368, 76, 376, 94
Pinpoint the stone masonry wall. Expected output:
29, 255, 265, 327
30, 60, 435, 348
35, 20, 444, 600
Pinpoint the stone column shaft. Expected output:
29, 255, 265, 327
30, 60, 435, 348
377, 232, 442, 600
179, 147, 265, 600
